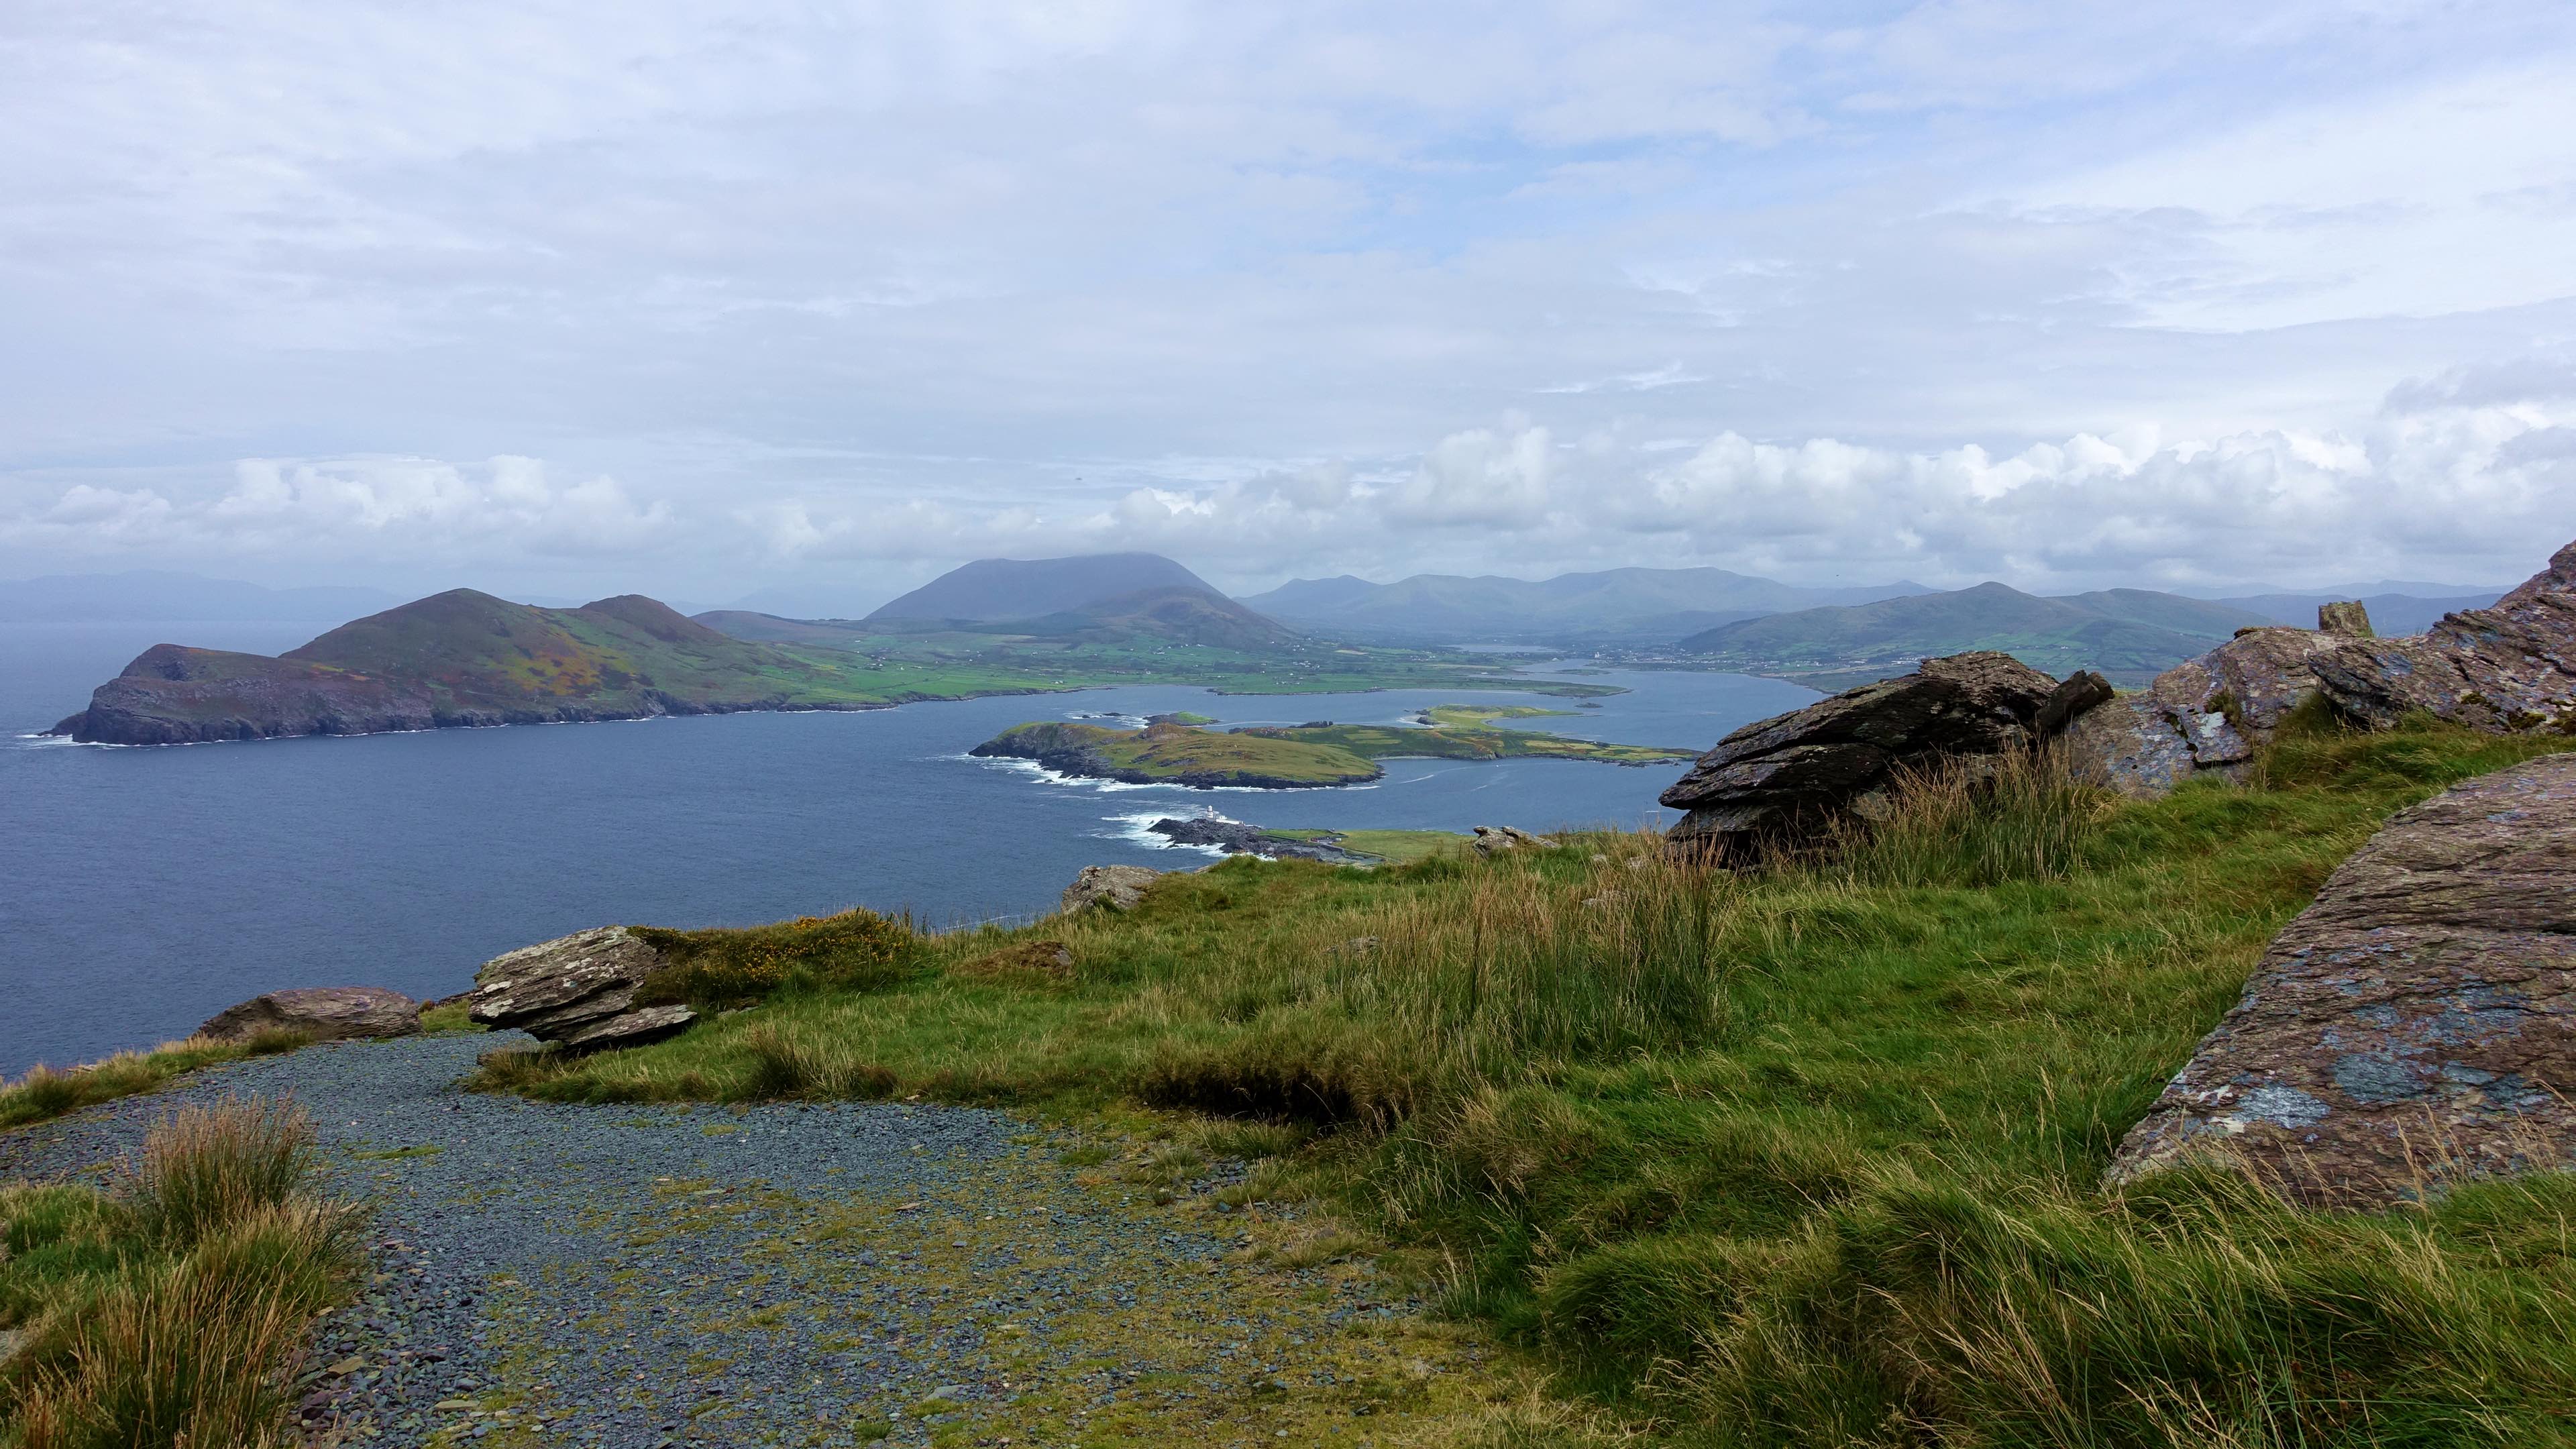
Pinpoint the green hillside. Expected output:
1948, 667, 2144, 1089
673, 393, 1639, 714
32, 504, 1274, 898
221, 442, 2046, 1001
1245, 566, 1924, 643
1676, 581, 2272, 682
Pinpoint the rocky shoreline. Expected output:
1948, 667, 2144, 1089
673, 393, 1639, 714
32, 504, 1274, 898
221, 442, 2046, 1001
1144, 816, 1368, 863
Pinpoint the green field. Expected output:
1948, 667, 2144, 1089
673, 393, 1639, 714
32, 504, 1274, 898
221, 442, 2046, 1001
471, 713, 2576, 1446
1242, 720, 1695, 766
1418, 702, 1582, 727
973, 719, 1387, 787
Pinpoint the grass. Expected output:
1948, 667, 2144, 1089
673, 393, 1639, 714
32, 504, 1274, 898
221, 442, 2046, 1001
0, 1096, 360, 1448
470, 712, 2576, 1445
1420, 703, 1583, 727
0, 1030, 311, 1132
1248, 721, 1697, 766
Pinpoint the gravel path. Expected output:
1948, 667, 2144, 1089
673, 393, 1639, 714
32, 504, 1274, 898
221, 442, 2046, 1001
0, 1034, 1492, 1447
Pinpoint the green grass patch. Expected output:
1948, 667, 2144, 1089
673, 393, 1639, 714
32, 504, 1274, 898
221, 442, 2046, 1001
0, 1097, 361, 1446
416, 1000, 482, 1034
0, 1030, 311, 1133
486, 714, 2576, 1444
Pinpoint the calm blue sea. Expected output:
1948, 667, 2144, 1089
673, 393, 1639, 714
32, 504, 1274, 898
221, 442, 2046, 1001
0, 623, 1813, 1075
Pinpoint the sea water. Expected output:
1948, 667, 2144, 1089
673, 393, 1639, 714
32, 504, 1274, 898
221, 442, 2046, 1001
0, 623, 1814, 1074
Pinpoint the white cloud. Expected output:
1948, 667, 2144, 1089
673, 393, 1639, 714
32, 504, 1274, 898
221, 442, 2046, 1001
4, 456, 668, 563
1, 1, 2573, 600
1387, 424, 1553, 527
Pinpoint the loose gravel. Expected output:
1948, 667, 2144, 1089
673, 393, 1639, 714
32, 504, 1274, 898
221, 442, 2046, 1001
0, 1033, 1493, 1447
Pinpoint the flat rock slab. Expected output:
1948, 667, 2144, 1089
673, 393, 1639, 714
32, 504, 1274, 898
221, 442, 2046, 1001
199, 985, 420, 1042
0, 1035, 1490, 1446
2107, 753, 2576, 1204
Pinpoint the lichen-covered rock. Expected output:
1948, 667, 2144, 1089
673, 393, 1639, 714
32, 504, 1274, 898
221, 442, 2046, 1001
2311, 540, 2576, 731
468, 926, 696, 1051
2316, 600, 2374, 637
2104, 753, 2576, 1204
2063, 627, 2347, 795
199, 986, 421, 1043
1061, 865, 1163, 913
1659, 652, 2063, 855
1470, 824, 1548, 857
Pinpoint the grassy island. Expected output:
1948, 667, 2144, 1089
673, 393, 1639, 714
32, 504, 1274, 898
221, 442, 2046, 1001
972, 715, 1697, 788
472, 713, 2576, 1446
970, 720, 1386, 788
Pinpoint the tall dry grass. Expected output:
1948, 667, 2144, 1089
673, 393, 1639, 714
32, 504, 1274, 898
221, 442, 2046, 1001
1, 1095, 358, 1449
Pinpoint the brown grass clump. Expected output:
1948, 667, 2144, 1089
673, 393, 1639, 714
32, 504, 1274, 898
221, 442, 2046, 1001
634, 907, 917, 1008
951, 938, 1076, 985
1, 1096, 358, 1449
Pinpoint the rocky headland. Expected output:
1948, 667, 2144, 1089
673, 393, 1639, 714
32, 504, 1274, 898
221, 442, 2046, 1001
46, 589, 905, 745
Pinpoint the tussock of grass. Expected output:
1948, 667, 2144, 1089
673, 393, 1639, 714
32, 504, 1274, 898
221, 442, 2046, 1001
1, 1096, 359, 1448
0, 1031, 311, 1132
633, 908, 917, 1009
496, 716, 2576, 1444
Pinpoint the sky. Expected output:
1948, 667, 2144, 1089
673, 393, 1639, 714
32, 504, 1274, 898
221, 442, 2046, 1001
4, 1, 2576, 612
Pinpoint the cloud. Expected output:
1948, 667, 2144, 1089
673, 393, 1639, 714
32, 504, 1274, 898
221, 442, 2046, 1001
3, 456, 669, 563
1, 2, 2573, 601
1386, 423, 1553, 527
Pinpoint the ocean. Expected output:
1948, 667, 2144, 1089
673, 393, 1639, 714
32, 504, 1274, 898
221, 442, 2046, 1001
0, 622, 1813, 1075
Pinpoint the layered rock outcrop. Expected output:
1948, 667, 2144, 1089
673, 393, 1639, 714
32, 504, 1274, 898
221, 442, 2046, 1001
468, 926, 696, 1051
199, 986, 421, 1043
2072, 541, 2576, 796
1659, 652, 2080, 855
2062, 624, 2350, 795
1061, 865, 1163, 912
2310, 541, 2576, 731
2106, 753, 2576, 1204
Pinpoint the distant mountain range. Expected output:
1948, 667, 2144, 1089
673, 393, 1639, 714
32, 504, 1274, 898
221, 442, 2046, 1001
1678, 584, 2282, 682
2210, 592, 2505, 637
0, 572, 401, 623
1240, 568, 1928, 644
704, 582, 1297, 653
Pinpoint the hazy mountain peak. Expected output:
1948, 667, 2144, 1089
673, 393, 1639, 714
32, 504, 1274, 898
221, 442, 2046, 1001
867, 553, 1216, 623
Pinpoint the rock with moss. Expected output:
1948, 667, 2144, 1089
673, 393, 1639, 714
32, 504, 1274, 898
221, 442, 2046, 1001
1061, 865, 1163, 912
1658, 651, 2070, 857
2310, 541, 2576, 731
2071, 538, 2576, 796
2063, 627, 2347, 795
2106, 752, 2576, 1203
199, 985, 421, 1043
467, 926, 696, 1051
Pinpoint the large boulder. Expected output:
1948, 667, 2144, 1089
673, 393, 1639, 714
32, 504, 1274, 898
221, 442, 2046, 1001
2062, 625, 2347, 795
468, 926, 696, 1051
199, 986, 420, 1043
2106, 753, 2576, 1204
1659, 652, 2070, 856
2311, 540, 2576, 731
1061, 865, 1163, 912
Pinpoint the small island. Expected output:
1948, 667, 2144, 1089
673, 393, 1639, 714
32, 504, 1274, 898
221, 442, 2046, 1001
970, 710, 1695, 789
969, 720, 1383, 788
